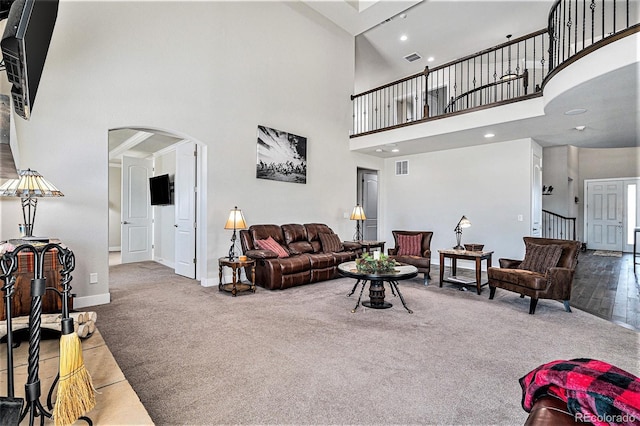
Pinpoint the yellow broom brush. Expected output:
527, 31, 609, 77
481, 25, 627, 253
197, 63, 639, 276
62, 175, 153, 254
53, 317, 96, 426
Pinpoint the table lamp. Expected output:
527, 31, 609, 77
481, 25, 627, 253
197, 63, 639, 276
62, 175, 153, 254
224, 206, 247, 260
453, 215, 471, 250
350, 204, 366, 241
0, 169, 63, 237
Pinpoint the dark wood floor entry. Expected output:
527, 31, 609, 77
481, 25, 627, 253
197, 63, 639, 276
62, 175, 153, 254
571, 250, 639, 331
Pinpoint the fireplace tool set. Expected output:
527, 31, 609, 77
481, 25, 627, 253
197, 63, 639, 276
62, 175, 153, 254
0, 242, 95, 426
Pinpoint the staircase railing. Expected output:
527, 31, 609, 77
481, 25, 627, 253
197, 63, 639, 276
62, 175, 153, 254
542, 209, 577, 240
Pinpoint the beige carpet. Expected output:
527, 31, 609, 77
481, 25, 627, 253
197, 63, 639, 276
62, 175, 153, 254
95, 261, 640, 425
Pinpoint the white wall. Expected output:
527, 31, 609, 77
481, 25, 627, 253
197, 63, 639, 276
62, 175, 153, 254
382, 139, 535, 268
1, 1, 358, 306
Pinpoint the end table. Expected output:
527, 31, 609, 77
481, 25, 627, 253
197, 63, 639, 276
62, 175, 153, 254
218, 257, 256, 296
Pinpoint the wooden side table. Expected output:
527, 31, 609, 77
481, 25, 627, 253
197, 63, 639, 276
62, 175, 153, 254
358, 240, 385, 254
218, 257, 256, 296
438, 249, 493, 295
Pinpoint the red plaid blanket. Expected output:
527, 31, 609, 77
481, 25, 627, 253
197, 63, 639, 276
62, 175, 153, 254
520, 358, 640, 426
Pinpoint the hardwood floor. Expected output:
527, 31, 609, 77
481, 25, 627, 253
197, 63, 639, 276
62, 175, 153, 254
571, 250, 639, 331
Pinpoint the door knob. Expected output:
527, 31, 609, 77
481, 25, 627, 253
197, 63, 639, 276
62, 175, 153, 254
122, 221, 130, 225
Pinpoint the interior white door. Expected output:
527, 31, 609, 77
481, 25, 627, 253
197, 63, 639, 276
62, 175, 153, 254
121, 156, 153, 263
586, 180, 623, 251
174, 141, 196, 278
531, 152, 542, 237
359, 169, 378, 241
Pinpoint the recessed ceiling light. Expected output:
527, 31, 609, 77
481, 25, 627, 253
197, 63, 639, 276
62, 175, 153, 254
575, 125, 586, 131
484, 133, 495, 138
427, 57, 434, 62
399, 13, 407, 19
565, 108, 587, 115
400, 35, 408, 41
375, 148, 383, 152
391, 148, 400, 153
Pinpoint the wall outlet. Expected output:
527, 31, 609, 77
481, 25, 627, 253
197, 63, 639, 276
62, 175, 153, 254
517, 214, 523, 222
89, 273, 98, 284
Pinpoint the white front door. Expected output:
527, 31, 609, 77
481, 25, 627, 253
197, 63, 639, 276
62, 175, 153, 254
586, 180, 623, 251
121, 156, 153, 263
174, 141, 196, 278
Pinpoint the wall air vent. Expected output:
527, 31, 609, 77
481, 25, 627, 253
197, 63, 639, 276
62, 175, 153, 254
395, 160, 409, 176
404, 52, 422, 62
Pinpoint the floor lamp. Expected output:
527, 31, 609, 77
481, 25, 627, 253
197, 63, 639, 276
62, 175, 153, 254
0, 169, 64, 238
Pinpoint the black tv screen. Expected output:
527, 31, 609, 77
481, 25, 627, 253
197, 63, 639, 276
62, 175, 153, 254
1, 0, 59, 120
149, 174, 172, 205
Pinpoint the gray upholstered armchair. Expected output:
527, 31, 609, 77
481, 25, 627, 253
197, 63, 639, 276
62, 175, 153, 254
487, 237, 581, 314
388, 230, 433, 285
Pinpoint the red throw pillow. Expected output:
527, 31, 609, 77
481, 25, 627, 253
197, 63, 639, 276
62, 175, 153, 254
397, 234, 422, 256
255, 236, 289, 258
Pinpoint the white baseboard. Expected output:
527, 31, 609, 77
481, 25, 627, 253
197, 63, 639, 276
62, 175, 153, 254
200, 277, 217, 287
109, 246, 121, 252
155, 258, 175, 269
74, 292, 111, 309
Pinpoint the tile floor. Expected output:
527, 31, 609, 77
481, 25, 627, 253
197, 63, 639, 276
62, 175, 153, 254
0, 329, 152, 425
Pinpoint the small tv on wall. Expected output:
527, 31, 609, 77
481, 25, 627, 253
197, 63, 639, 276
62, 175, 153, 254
1, 0, 59, 120
149, 174, 172, 205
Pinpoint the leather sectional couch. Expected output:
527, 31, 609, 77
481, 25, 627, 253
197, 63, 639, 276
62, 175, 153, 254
239, 223, 361, 290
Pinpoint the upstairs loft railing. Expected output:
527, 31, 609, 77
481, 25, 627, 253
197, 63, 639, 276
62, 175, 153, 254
548, 0, 638, 73
542, 209, 577, 241
351, 0, 638, 137
351, 30, 548, 136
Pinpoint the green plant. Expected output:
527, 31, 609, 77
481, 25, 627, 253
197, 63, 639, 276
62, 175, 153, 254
355, 252, 397, 274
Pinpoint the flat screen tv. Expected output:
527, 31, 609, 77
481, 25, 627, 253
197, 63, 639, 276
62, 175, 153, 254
1, 0, 59, 120
149, 174, 172, 206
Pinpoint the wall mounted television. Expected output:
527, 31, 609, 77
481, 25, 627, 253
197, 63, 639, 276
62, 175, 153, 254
1, 0, 59, 120
149, 174, 172, 206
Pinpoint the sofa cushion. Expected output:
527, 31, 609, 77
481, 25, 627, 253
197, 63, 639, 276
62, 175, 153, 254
520, 243, 563, 274
319, 232, 344, 253
256, 236, 289, 258
307, 253, 335, 269
397, 233, 422, 256
305, 223, 335, 253
282, 224, 313, 255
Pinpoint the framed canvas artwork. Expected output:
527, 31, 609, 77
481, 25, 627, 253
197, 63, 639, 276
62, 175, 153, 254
256, 125, 307, 184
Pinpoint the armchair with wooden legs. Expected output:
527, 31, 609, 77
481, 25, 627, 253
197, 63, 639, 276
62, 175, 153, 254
487, 237, 581, 314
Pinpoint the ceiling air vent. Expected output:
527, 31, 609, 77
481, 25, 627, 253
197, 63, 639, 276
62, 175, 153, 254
395, 160, 409, 176
404, 52, 422, 63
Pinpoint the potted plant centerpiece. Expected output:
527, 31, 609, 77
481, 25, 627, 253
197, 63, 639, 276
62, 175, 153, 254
355, 251, 397, 274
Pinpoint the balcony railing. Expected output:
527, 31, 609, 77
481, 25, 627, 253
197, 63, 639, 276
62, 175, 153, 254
351, 30, 548, 136
548, 0, 638, 73
351, 0, 638, 137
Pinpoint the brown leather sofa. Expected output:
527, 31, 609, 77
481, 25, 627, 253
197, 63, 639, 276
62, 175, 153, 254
387, 230, 433, 285
487, 237, 581, 314
239, 223, 361, 290
524, 396, 582, 425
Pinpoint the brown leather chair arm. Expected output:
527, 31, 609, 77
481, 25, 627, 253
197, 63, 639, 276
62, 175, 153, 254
245, 249, 278, 259
499, 258, 522, 269
546, 267, 575, 299
388, 248, 398, 255
422, 249, 431, 258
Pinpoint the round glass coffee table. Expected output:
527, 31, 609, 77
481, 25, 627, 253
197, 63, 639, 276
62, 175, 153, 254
337, 261, 418, 313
